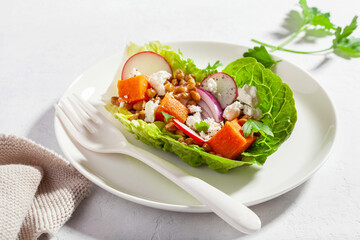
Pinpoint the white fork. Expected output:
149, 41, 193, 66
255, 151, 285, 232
55, 94, 261, 234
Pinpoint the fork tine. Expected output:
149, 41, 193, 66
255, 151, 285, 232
55, 104, 82, 136
67, 97, 96, 133
56, 102, 84, 133
73, 94, 102, 124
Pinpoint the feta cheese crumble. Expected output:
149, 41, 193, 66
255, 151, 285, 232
144, 100, 159, 123
201, 78, 217, 95
186, 112, 202, 130
243, 105, 262, 119
199, 118, 222, 141
237, 84, 259, 107
148, 71, 172, 96
128, 68, 141, 78
187, 105, 202, 114
223, 102, 243, 121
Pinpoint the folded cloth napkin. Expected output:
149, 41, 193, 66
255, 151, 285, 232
0, 134, 91, 240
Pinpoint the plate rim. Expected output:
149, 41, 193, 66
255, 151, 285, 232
54, 40, 338, 212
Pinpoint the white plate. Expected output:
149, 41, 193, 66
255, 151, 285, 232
55, 41, 337, 213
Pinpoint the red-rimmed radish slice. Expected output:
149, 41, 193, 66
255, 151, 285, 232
173, 119, 206, 144
201, 72, 237, 109
196, 88, 223, 122
121, 51, 172, 80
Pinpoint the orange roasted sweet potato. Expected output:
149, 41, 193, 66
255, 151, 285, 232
155, 94, 189, 123
207, 119, 256, 159
118, 75, 149, 103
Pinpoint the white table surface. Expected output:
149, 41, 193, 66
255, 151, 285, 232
1, 0, 360, 239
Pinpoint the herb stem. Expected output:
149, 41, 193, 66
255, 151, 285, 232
251, 39, 333, 54
270, 26, 308, 52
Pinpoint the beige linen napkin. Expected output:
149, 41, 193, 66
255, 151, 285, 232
0, 134, 91, 240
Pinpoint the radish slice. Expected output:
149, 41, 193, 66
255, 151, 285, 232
173, 119, 206, 144
196, 88, 223, 122
121, 51, 172, 80
201, 72, 238, 109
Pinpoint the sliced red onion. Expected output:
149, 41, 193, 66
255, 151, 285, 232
197, 100, 212, 119
196, 88, 223, 122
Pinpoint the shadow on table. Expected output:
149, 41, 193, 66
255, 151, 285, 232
62, 182, 306, 240
26, 104, 63, 155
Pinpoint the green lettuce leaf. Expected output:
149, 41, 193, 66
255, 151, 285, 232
223, 57, 297, 164
105, 104, 254, 173
127, 41, 221, 82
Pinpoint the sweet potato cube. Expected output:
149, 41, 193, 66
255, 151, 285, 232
155, 94, 189, 123
118, 75, 149, 103
207, 119, 256, 159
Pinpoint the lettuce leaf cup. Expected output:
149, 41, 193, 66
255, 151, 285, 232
103, 41, 297, 173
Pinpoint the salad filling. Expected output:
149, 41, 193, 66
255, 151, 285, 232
104, 41, 297, 173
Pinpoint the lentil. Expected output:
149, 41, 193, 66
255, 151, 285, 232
165, 121, 177, 131
165, 82, 174, 92
111, 96, 120, 106
175, 69, 185, 80
190, 90, 201, 101
171, 78, 179, 86
180, 92, 190, 99
175, 129, 185, 137
146, 88, 157, 98
202, 143, 212, 152
185, 74, 195, 81
184, 137, 196, 145
138, 110, 145, 120
133, 100, 145, 111
179, 79, 187, 85
174, 86, 185, 94
123, 103, 133, 110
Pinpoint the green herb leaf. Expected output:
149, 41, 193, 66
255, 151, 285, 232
334, 16, 358, 44
332, 16, 360, 59
195, 121, 209, 132
242, 119, 274, 138
243, 46, 280, 68
299, 0, 335, 30
161, 112, 175, 122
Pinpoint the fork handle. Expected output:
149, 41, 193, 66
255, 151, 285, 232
120, 145, 261, 234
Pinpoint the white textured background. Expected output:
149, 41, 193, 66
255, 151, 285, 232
1, 0, 360, 239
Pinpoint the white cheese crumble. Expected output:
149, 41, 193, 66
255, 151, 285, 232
128, 68, 141, 78
199, 118, 222, 141
223, 102, 243, 121
124, 95, 128, 99
201, 78, 217, 95
144, 100, 159, 123
187, 105, 202, 114
186, 112, 202, 130
243, 105, 262, 119
237, 84, 259, 107
148, 71, 172, 96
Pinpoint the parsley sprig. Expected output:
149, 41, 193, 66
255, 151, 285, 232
245, 0, 360, 64
242, 119, 274, 138
195, 121, 209, 132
